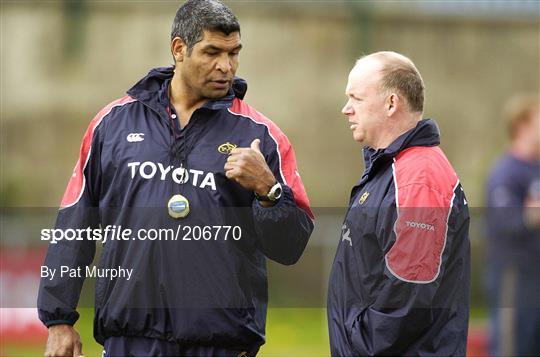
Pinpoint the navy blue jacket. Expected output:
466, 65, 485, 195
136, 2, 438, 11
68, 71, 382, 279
327, 120, 470, 356
37, 67, 314, 350
485, 153, 540, 268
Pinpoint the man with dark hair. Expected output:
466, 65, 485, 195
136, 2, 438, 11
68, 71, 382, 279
170, 0, 240, 52
485, 95, 540, 356
37, 0, 314, 355
327, 51, 470, 356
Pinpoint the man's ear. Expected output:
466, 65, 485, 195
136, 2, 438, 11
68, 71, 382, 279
171, 37, 187, 64
386, 93, 399, 117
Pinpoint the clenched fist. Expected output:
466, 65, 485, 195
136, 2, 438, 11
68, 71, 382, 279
224, 139, 277, 206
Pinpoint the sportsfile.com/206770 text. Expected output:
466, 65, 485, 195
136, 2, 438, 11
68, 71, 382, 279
40, 225, 242, 244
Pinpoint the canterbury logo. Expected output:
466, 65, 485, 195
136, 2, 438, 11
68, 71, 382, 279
127, 133, 145, 142
405, 220, 435, 232
218, 142, 237, 155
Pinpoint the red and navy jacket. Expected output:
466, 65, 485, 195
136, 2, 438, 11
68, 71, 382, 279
327, 119, 470, 356
37, 67, 314, 350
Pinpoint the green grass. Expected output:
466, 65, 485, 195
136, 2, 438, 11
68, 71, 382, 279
260, 308, 329, 356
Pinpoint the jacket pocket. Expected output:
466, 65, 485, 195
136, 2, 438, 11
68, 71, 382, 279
348, 306, 370, 356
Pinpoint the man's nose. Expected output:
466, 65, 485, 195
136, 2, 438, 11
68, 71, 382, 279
216, 54, 232, 73
342, 101, 353, 116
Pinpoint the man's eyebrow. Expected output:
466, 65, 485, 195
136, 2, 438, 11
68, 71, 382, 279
202, 44, 243, 51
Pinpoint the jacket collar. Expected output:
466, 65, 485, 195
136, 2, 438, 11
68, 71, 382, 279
126, 66, 248, 115
362, 119, 441, 178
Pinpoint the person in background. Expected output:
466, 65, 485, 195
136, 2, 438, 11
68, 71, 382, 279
485, 94, 540, 356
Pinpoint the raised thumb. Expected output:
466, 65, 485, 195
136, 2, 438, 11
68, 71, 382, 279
250, 138, 261, 152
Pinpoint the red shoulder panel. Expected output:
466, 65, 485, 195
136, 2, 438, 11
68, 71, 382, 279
60, 96, 136, 209
229, 98, 314, 219
385, 146, 459, 283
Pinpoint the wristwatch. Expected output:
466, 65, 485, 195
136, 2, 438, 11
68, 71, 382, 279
255, 182, 283, 202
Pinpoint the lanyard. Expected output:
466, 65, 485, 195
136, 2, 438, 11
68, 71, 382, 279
166, 104, 206, 171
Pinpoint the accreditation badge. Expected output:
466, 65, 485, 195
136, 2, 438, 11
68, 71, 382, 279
168, 194, 190, 219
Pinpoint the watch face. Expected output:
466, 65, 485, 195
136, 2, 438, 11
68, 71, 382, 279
270, 183, 282, 201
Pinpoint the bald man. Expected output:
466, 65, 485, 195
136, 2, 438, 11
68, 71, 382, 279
327, 52, 470, 356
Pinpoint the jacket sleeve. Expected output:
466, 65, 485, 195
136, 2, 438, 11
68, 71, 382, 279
252, 130, 314, 265
350, 182, 468, 355
37, 116, 104, 327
